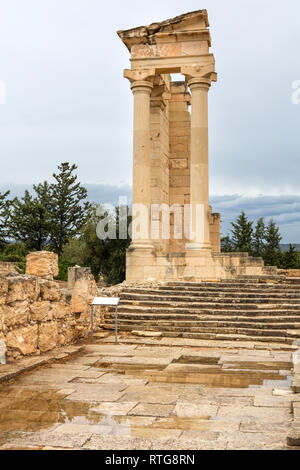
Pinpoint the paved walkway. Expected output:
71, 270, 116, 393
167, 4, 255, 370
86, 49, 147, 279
0, 336, 297, 450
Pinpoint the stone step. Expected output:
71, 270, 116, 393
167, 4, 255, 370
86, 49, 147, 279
116, 305, 300, 316
119, 299, 300, 310
104, 317, 300, 330
166, 280, 300, 288
180, 333, 293, 344
108, 277, 300, 345
121, 293, 300, 304
102, 322, 300, 339
123, 287, 300, 299
104, 312, 300, 323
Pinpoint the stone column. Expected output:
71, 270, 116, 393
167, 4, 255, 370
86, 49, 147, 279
182, 65, 217, 251
187, 77, 211, 250
124, 69, 155, 249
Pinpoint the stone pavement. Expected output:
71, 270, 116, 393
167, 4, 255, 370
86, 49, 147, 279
0, 335, 299, 450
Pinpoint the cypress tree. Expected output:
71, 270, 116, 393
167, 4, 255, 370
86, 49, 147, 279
263, 219, 282, 266
230, 211, 253, 253
252, 217, 266, 257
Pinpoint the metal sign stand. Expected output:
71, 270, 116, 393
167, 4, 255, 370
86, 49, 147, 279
91, 297, 120, 345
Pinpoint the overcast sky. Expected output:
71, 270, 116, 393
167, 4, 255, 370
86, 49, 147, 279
0, 0, 299, 241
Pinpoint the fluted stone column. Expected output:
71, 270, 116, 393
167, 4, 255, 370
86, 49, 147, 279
186, 77, 212, 250
130, 79, 154, 249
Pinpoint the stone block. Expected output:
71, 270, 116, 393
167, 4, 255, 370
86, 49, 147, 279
6, 325, 38, 355
6, 276, 40, 303
26, 251, 58, 280
39, 280, 61, 302
38, 322, 58, 353
2, 301, 30, 327
69, 267, 97, 314
30, 301, 52, 322
169, 158, 188, 169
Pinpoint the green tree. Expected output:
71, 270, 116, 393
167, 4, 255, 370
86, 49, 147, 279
9, 190, 51, 251
60, 204, 132, 284
252, 217, 266, 257
263, 219, 282, 266
0, 190, 11, 248
98, 205, 132, 285
230, 211, 253, 252
221, 235, 234, 253
281, 244, 299, 269
48, 162, 91, 255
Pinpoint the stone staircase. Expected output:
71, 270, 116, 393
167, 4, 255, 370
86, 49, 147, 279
102, 276, 300, 344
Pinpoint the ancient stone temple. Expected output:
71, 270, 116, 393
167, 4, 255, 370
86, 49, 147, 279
118, 10, 271, 282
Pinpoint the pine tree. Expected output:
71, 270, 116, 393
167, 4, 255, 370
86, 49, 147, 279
263, 219, 282, 266
281, 244, 299, 269
252, 217, 266, 257
221, 235, 234, 253
9, 190, 50, 251
230, 211, 253, 252
48, 162, 91, 255
0, 190, 11, 248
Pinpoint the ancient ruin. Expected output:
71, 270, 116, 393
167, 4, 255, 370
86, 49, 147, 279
0, 9, 300, 452
0, 253, 99, 359
119, 10, 272, 282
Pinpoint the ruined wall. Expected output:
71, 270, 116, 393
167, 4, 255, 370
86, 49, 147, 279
0, 257, 100, 360
0, 262, 17, 276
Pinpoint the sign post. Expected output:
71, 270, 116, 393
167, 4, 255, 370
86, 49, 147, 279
91, 297, 120, 344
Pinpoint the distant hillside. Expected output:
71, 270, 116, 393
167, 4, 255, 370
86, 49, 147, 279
280, 244, 300, 252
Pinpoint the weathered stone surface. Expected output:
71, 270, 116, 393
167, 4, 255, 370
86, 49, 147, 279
128, 403, 174, 417
91, 402, 137, 415
70, 267, 97, 314
39, 280, 60, 302
175, 402, 217, 419
6, 276, 40, 303
26, 251, 58, 280
2, 301, 30, 328
50, 302, 70, 320
6, 325, 38, 355
0, 277, 8, 305
38, 322, 58, 353
29, 302, 51, 322
0, 340, 6, 364
71, 279, 89, 314
132, 331, 162, 338
287, 429, 300, 446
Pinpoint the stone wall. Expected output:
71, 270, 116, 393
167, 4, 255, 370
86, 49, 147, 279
0, 262, 17, 275
0, 255, 101, 360
278, 269, 300, 278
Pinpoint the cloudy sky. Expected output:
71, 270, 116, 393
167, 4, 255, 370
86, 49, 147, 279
0, 0, 299, 241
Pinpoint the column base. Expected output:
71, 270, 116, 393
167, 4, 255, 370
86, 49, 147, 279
128, 241, 155, 252
185, 242, 212, 251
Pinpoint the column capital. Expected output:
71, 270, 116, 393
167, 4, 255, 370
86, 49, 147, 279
124, 68, 155, 84
181, 65, 217, 89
